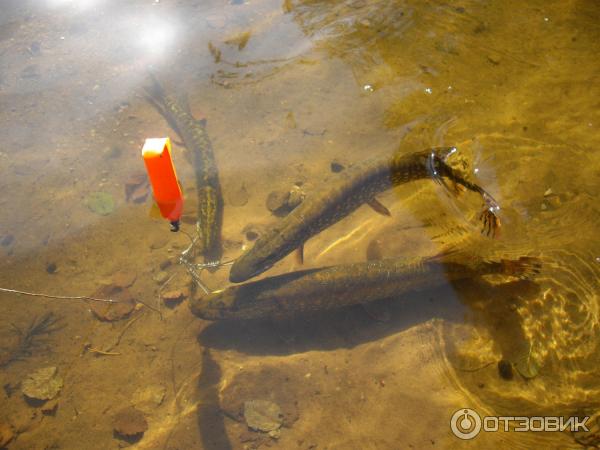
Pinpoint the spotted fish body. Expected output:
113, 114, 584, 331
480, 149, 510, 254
229, 147, 493, 283
193, 256, 538, 320
146, 77, 223, 263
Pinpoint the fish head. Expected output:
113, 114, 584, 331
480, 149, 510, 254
229, 255, 272, 283
189, 288, 233, 320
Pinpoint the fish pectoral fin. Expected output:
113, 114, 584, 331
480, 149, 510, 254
295, 245, 304, 265
172, 140, 185, 147
367, 198, 391, 217
196, 118, 207, 127
361, 302, 391, 322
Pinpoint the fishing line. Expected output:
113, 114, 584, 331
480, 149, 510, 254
177, 227, 235, 294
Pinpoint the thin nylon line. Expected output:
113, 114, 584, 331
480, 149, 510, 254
0, 287, 119, 303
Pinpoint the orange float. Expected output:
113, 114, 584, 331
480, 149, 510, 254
142, 137, 183, 231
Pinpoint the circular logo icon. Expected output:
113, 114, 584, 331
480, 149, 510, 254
450, 408, 482, 440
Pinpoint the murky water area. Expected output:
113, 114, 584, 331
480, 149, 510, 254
1, 0, 599, 448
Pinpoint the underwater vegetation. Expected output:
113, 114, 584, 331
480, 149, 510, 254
0, 313, 63, 368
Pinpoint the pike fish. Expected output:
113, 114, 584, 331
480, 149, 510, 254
145, 76, 223, 263
229, 147, 500, 283
193, 255, 539, 320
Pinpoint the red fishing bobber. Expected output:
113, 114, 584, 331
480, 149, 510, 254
142, 137, 183, 231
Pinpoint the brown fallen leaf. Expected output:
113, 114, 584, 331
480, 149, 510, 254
130, 183, 150, 203
125, 173, 150, 203
113, 407, 148, 437
162, 289, 187, 305
89, 284, 136, 322
112, 270, 137, 289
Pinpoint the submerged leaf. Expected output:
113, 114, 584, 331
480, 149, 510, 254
514, 349, 541, 379
85, 191, 115, 215
244, 400, 283, 432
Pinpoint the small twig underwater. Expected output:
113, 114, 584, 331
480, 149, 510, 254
83, 311, 145, 357
158, 273, 176, 317
0, 287, 123, 304
86, 347, 121, 356
456, 360, 496, 372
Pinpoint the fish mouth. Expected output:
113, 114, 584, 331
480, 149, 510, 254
229, 262, 258, 283
192, 307, 220, 321
229, 259, 272, 283
228, 270, 247, 284
189, 297, 218, 320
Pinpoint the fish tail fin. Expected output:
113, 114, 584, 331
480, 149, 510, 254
500, 256, 542, 279
479, 201, 502, 238
431, 147, 503, 238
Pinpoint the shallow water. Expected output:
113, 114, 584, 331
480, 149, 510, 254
0, 0, 599, 448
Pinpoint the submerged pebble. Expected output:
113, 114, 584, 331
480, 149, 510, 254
104, 146, 123, 159
266, 191, 289, 215
154, 271, 170, 284
330, 159, 345, 173
162, 289, 187, 305
1, 234, 14, 247
159, 259, 172, 270
242, 223, 265, 242
266, 185, 305, 217
287, 185, 305, 209
228, 182, 250, 207
497, 360, 513, 380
